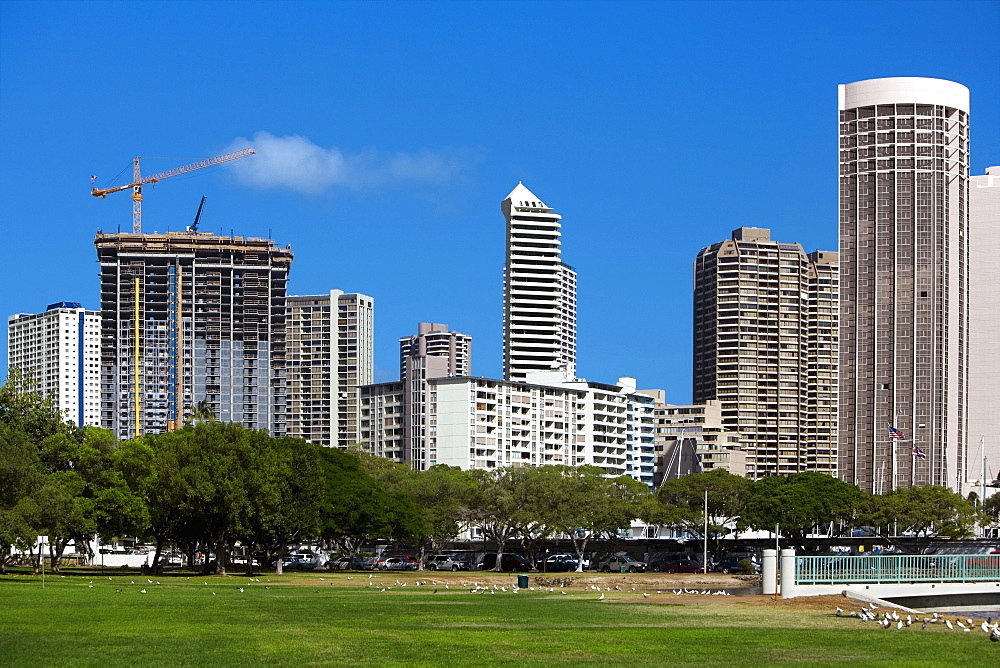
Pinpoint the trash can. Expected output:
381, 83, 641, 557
620, 566, 627, 574
517, 574, 529, 588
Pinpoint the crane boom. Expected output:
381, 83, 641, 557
91, 147, 254, 233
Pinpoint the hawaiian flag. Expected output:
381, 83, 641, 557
888, 426, 905, 440
912, 445, 927, 459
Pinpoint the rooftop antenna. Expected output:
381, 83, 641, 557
188, 196, 207, 233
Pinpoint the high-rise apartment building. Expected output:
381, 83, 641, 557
95, 231, 292, 439
693, 227, 839, 478
7, 302, 101, 427
399, 323, 471, 382
285, 290, 374, 448
969, 167, 1000, 490
502, 183, 577, 382
837, 77, 970, 493
398, 323, 471, 468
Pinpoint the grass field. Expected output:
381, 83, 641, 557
1, 569, 996, 666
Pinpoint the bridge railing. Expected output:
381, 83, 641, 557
795, 553, 1000, 585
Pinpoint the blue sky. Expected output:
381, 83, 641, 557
1, 0, 998, 402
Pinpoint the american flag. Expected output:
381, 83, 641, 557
912, 445, 927, 460
888, 426, 905, 440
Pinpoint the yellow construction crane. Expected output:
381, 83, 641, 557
91, 147, 255, 233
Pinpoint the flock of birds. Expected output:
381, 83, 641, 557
72, 575, 275, 597
75, 572, 733, 601
72, 573, 1000, 641
836, 603, 1000, 642
358, 575, 730, 600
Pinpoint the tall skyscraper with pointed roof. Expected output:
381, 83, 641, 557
502, 183, 577, 382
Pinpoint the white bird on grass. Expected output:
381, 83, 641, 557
598, 593, 605, 600
945, 620, 954, 630
140, 589, 147, 594
643, 593, 650, 598
836, 607, 844, 617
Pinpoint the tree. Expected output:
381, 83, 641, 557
983, 493, 1000, 530
116, 435, 187, 572
398, 465, 474, 569
522, 465, 652, 572
34, 427, 120, 572
0, 368, 78, 442
865, 485, 980, 552
741, 472, 866, 552
0, 422, 44, 573
317, 448, 421, 568
187, 400, 216, 426
35, 471, 96, 572
239, 437, 323, 576
465, 467, 535, 571
655, 469, 751, 561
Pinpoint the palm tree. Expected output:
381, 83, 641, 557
187, 399, 216, 426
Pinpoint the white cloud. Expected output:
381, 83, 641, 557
224, 132, 469, 195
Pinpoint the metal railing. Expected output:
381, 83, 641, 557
795, 553, 1000, 585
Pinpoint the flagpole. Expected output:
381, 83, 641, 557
891, 435, 897, 492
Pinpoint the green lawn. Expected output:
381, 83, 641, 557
0, 569, 995, 666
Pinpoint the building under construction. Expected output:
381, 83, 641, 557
95, 231, 293, 439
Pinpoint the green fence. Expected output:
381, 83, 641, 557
795, 554, 1000, 585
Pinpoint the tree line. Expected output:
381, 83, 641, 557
1, 371, 993, 574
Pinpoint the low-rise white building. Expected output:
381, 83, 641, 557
361, 373, 656, 488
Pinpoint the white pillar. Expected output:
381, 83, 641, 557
780, 549, 796, 599
762, 549, 777, 595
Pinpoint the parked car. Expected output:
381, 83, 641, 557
538, 555, 581, 572
425, 554, 471, 571
231, 555, 261, 567
652, 557, 703, 573
282, 555, 317, 570
327, 556, 374, 571
713, 555, 760, 574
597, 554, 646, 573
163, 554, 184, 567
478, 553, 532, 572
376, 554, 419, 569
379, 557, 418, 571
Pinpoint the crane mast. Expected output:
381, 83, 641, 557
92, 147, 254, 233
